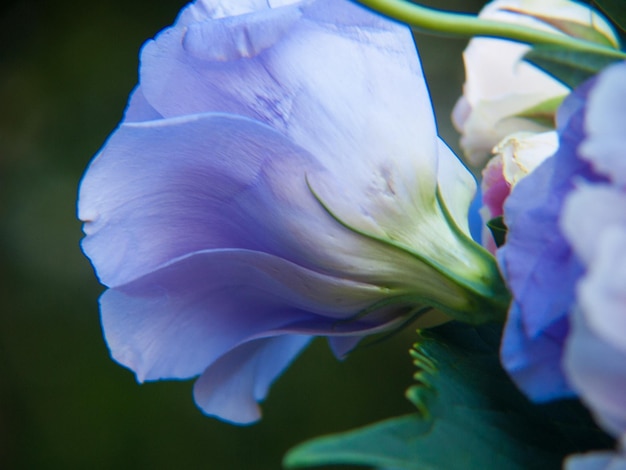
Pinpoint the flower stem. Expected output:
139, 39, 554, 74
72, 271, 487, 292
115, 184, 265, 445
354, 0, 626, 59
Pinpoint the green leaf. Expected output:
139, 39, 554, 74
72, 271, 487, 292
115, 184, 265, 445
487, 216, 507, 248
284, 323, 612, 470
524, 44, 621, 88
594, 0, 626, 33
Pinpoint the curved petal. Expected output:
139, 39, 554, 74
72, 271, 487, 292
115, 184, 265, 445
577, 227, 626, 358
193, 335, 311, 424
500, 302, 572, 401
80, 113, 321, 287
79, 112, 471, 305
581, 61, 626, 185
565, 306, 626, 437
100, 248, 394, 383
561, 186, 626, 267
497, 84, 601, 399
499, 154, 582, 339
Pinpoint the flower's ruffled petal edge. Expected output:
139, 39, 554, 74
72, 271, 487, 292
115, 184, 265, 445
193, 334, 311, 424
497, 83, 601, 400
499, 153, 582, 338
562, 190, 626, 436
559, 62, 626, 441
80, 112, 314, 287
581, 61, 626, 186
500, 302, 573, 401
561, 186, 626, 270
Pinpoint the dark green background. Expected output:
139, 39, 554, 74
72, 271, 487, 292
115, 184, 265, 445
0, 1, 486, 468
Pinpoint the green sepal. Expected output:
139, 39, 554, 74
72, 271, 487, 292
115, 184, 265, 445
524, 44, 621, 88
284, 323, 612, 470
487, 216, 507, 248
305, 176, 510, 325
514, 95, 566, 128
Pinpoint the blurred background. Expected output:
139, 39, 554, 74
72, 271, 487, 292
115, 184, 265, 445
0, 0, 486, 468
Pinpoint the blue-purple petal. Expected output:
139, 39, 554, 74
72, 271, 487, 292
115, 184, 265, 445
498, 81, 603, 400
565, 306, 626, 437
581, 62, 626, 185
100, 248, 395, 383
193, 335, 311, 424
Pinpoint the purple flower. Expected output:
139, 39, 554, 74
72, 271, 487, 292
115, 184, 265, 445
79, 0, 506, 423
499, 59, 626, 462
561, 60, 626, 443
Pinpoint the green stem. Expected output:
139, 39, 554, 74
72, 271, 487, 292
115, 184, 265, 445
354, 0, 626, 59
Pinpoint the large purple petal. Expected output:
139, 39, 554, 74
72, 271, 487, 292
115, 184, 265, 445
79, 112, 477, 313
100, 248, 397, 383
193, 335, 311, 424
565, 305, 626, 437
139, 0, 448, 261
561, 186, 626, 276
80, 113, 316, 287
139, 0, 436, 185
500, 302, 572, 399
562, 189, 626, 436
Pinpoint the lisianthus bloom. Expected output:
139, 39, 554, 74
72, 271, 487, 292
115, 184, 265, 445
78, 0, 507, 423
481, 131, 557, 252
498, 59, 626, 446
560, 61, 626, 467
452, 0, 618, 168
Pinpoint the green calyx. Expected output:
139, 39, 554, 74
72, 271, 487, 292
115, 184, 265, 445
307, 178, 511, 326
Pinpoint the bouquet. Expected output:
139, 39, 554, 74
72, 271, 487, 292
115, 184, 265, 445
77, 0, 626, 467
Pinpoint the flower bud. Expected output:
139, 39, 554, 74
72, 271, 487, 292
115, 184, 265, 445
453, 0, 618, 168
